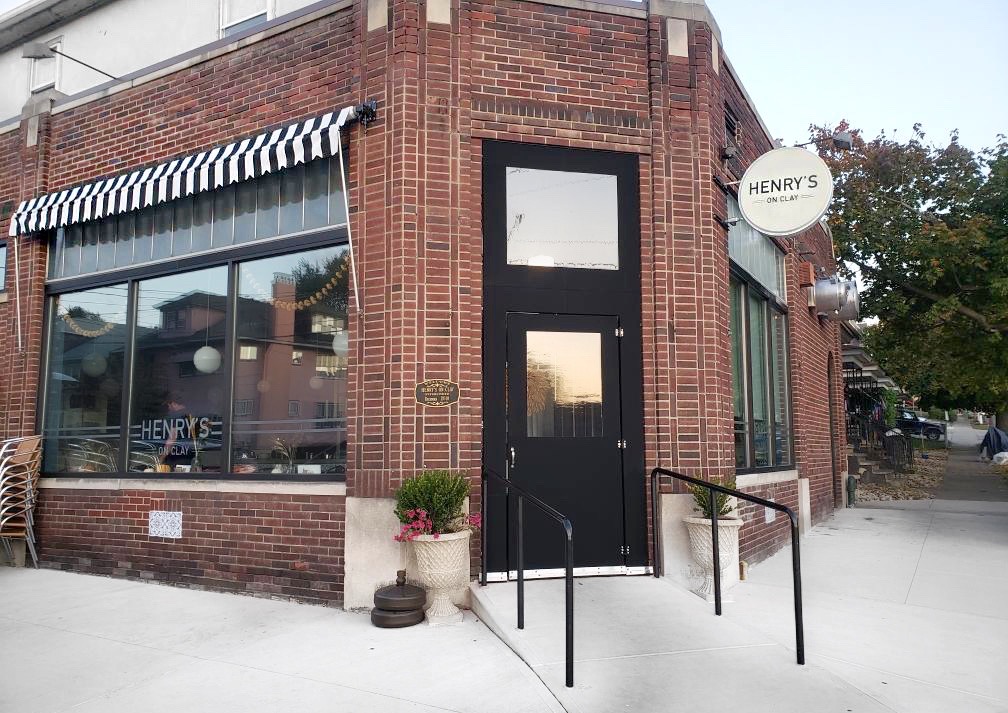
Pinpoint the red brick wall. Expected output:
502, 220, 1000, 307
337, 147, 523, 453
737, 481, 800, 563
46, 10, 359, 190
0, 118, 49, 441
35, 488, 345, 604
0, 1, 847, 595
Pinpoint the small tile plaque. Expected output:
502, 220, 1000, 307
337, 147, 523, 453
149, 510, 183, 539
415, 379, 459, 407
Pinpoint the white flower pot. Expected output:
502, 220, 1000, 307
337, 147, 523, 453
411, 530, 471, 625
684, 516, 743, 602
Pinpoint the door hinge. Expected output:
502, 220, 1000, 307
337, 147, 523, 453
620, 545, 630, 556
617, 439, 627, 449
614, 327, 624, 337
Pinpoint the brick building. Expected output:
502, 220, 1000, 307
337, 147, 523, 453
0, 0, 848, 607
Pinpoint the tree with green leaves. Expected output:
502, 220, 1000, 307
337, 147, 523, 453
812, 122, 1008, 427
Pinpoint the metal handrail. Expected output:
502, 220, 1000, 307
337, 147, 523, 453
649, 467, 805, 665
480, 466, 575, 688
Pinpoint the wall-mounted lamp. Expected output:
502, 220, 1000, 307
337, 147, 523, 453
22, 41, 118, 81
813, 275, 860, 321
794, 130, 854, 152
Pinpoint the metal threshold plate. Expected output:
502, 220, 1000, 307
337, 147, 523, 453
484, 566, 652, 582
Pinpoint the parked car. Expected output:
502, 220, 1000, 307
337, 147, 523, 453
897, 410, 946, 440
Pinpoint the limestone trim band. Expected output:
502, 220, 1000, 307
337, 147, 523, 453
735, 469, 799, 489
38, 477, 347, 496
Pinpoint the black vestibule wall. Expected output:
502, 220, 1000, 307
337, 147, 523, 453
482, 140, 646, 574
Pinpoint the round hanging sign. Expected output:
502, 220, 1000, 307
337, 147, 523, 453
737, 147, 834, 237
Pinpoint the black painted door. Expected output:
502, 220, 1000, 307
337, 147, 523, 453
505, 312, 625, 571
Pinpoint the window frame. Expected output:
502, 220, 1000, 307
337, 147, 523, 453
730, 263, 794, 474
724, 103, 740, 151
37, 223, 350, 482
219, 0, 274, 38
29, 36, 62, 95
0, 242, 7, 292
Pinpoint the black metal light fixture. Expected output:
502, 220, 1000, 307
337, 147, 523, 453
22, 41, 118, 81
794, 130, 853, 152
351, 100, 378, 130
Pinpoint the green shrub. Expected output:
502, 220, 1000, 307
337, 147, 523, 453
882, 390, 900, 426
689, 477, 736, 518
394, 470, 470, 534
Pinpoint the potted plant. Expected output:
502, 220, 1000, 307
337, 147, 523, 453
683, 478, 742, 601
393, 470, 481, 625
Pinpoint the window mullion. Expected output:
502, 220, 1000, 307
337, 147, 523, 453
118, 279, 138, 474
743, 284, 756, 470
221, 261, 239, 475
766, 305, 776, 467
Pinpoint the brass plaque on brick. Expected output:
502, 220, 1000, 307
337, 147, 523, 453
415, 379, 459, 407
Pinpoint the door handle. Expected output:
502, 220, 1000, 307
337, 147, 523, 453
509, 446, 517, 469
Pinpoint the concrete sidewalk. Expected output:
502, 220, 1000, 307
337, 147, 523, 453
0, 568, 561, 713
733, 503, 1008, 712
472, 576, 890, 713
4, 489, 1006, 713
934, 442, 1008, 501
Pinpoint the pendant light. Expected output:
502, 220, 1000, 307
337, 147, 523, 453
194, 278, 221, 374
81, 351, 108, 377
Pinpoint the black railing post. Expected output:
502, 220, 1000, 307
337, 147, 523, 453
480, 468, 488, 587
649, 466, 806, 667
517, 494, 525, 630
710, 486, 722, 616
564, 519, 574, 689
480, 468, 575, 688
790, 513, 805, 665
651, 470, 661, 577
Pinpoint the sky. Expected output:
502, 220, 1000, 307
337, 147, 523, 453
706, 0, 1008, 151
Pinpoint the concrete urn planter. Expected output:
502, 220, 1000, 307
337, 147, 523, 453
683, 516, 743, 601
411, 530, 471, 625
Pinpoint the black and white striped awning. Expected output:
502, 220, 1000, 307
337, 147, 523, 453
9, 104, 362, 237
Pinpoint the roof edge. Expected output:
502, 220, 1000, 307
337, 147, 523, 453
0, 0, 116, 53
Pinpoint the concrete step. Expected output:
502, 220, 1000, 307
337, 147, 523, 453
471, 578, 891, 713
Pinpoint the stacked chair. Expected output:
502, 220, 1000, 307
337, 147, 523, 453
0, 435, 43, 568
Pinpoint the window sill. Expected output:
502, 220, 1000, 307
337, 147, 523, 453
39, 476, 347, 496
735, 469, 798, 488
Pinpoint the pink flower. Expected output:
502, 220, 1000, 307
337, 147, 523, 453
433, 533, 440, 540
468, 513, 482, 528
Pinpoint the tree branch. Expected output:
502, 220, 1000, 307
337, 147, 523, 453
849, 257, 1008, 335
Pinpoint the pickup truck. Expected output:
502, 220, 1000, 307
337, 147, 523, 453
896, 410, 946, 440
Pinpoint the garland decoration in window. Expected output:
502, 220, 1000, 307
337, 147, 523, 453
244, 254, 349, 312
61, 311, 116, 338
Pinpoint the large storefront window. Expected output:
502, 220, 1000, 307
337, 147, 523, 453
727, 195, 785, 300
730, 274, 792, 471
42, 243, 349, 480
232, 245, 349, 476
42, 285, 129, 472
128, 267, 229, 473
